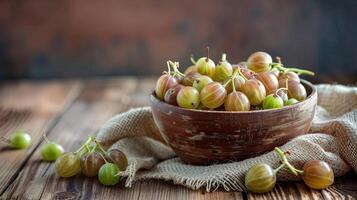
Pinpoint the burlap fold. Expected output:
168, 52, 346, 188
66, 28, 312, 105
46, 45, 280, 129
97, 84, 357, 191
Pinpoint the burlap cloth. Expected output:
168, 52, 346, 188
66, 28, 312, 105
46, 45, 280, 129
97, 84, 357, 192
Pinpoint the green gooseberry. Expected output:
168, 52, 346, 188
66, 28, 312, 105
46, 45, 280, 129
176, 86, 200, 109
98, 163, 120, 186
196, 57, 215, 77
284, 98, 299, 106
196, 47, 216, 77
55, 152, 81, 178
193, 75, 213, 92
262, 94, 284, 109
41, 142, 65, 161
213, 53, 233, 81
245, 163, 277, 193
8, 131, 32, 149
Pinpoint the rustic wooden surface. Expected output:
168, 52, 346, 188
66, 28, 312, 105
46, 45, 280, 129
0, 77, 356, 200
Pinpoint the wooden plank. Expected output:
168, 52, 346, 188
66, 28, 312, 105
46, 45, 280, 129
247, 182, 324, 200
118, 180, 243, 200
0, 80, 81, 195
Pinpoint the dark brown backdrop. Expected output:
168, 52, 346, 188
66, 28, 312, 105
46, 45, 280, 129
0, 0, 356, 83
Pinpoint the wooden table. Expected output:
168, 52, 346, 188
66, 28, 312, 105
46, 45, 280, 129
0, 78, 356, 200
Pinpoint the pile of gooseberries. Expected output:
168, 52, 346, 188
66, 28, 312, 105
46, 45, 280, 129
155, 48, 314, 111
245, 147, 334, 193
54, 136, 128, 186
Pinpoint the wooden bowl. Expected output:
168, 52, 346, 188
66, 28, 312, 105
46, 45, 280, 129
150, 80, 317, 165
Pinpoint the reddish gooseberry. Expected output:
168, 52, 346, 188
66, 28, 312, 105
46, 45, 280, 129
200, 82, 227, 109
247, 52, 273, 73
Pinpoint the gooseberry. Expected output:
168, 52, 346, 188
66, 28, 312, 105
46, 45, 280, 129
286, 81, 307, 101
196, 47, 215, 77
284, 98, 299, 106
278, 71, 300, 83
98, 163, 120, 186
302, 160, 334, 189
247, 52, 273, 73
55, 152, 81, 178
241, 79, 266, 106
81, 152, 106, 177
6, 131, 32, 149
182, 71, 201, 86
155, 74, 178, 100
224, 91, 250, 111
107, 149, 128, 171
213, 53, 233, 81
257, 71, 279, 95
41, 141, 64, 161
239, 68, 257, 80
184, 65, 197, 75
164, 84, 184, 105
176, 86, 200, 109
200, 82, 227, 109
245, 163, 276, 193
262, 94, 284, 109
193, 75, 213, 92
225, 75, 245, 93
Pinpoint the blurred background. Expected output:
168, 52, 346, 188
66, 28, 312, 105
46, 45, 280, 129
0, 0, 356, 84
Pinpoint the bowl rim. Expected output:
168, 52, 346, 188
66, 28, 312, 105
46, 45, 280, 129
150, 79, 316, 114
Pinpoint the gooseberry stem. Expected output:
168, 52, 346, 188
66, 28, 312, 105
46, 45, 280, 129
271, 63, 315, 76
274, 147, 303, 176
274, 163, 286, 174
166, 61, 171, 75
85, 144, 91, 152
236, 67, 249, 81
95, 140, 108, 155
190, 54, 196, 64
98, 149, 109, 163
231, 69, 239, 92
206, 46, 210, 62
221, 53, 227, 62
168, 61, 185, 78
274, 87, 288, 97
91, 144, 97, 152
232, 78, 236, 92
223, 79, 232, 88
285, 67, 314, 76
75, 137, 93, 154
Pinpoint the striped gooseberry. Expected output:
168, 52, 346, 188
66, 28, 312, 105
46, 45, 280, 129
200, 82, 227, 109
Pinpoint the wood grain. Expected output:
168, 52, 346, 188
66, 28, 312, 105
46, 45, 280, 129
0, 81, 81, 195
0, 78, 356, 200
